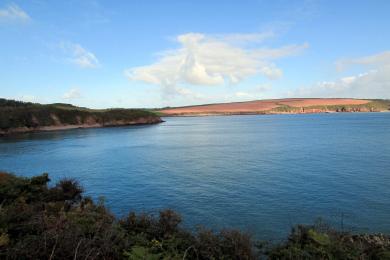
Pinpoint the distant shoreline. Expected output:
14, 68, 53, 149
161, 111, 390, 117
158, 98, 390, 116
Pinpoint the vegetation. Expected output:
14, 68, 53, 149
158, 99, 390, 116
0, 172, 255, 259
268, 100, 390, 114
0, 99, 161, 132
1, 172, 389, 259
264, 221, 390, 259
302, 100, 390, 113
270, 104, 301, 113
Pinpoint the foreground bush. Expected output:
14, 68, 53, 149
263, 222, 390, 259
0, 172, 389, 259
0, 172, 255, 259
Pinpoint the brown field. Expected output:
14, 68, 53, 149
159, 98, 370, 115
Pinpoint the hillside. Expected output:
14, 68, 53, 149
159, 98, 390, 116
0, 99, 162, 135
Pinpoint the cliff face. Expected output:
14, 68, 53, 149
0, 99, 163, 135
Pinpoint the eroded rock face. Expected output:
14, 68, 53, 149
84, 116, 99, 125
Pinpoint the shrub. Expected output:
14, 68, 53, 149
1, 172, 389, 259
0, 173, 257, 259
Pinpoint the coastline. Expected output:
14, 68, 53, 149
0, 117, 163, 136
158, 98, 390, 117
160, 110, 390, 117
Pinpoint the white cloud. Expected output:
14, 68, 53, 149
336, 51, 390, 71
234, 91, 252, 97
19, 95, 38, 103
253, 43, 309, 60
63, 88, 82, 100
291, 51, 390, 98
61, 42, 100, 68
213, 31, 275, 44
0, 3, 30, 22
125, 32, 307, 98
226, 83, 273, 101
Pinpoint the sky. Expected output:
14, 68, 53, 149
1, 0, 390, 108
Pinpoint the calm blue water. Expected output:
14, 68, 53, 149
1, 113, 390, 240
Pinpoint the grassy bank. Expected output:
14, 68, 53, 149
0, 172, 389, 259
0, 99, 162, 134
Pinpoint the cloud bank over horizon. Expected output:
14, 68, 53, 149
290, 51, 390, 99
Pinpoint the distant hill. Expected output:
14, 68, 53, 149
0, 99, 162, 135
158, 98, 390, 116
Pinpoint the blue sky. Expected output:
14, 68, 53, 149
1, 0, 390, 108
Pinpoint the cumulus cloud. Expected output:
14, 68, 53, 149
125, 32, 307, 98
0, 3, 30, 23
254, 43, 309, 60
291, 51, 390, 98
336, 51, 390, 71
213, 31, 275, 44
63, 88, 82, 100
61, 42, 100, 68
